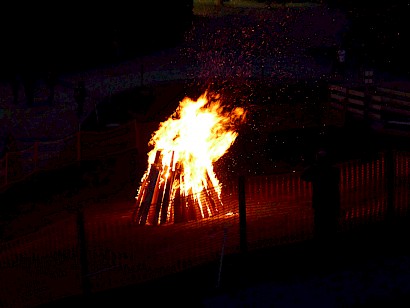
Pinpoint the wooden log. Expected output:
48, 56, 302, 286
202, 182, 217, 217
131, 173, 149, 222
147, 152, 166, 225
149, 173, 165, 225
205, 171, 223, 214
133, 149, 227, 225
173, 165, 183, 223
138, 169, 159, 225
199, 189, 212, 218
186, 190, 198, 221
136, 151, 161, 225
179, 172, 194, 222
160, 152, 176, 224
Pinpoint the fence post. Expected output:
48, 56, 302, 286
33, 141, 38, 170
76, 131, 81, 162
238, 175, 247, 255
76, 204, 91, 296
385, 148, 395, 224
4, 153, 8, 186
140, 64, 144, 86
343, 89, 348, 125
364, 86, 373, 125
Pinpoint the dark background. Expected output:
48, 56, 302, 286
264, 0, 410, 76
327, 0, 410, 75
1, 0, 410, 79
0, 1, 194, 79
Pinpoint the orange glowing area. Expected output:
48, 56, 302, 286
132, 91, 246, 225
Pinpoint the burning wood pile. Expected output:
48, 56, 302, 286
132, 91, 246, 225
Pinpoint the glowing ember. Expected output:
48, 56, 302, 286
132, 91, 246, 225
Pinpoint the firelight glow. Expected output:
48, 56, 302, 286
133, 91, 246, 225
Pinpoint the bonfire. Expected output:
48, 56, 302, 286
132, 91, 246, 225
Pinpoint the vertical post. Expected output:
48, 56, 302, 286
364, 87, 371, 125
33, 141, 38, 170
343, 89, 349, 125
4, 153, 8, 186
76, 131, 81, 162
77, 206, 91, 296
140, 64, 144, 87
238, 175, 247, 254
385, 148, 395, 224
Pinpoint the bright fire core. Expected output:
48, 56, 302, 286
133, 91, 246, 225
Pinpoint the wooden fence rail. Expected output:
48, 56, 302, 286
329, 83, 410, 133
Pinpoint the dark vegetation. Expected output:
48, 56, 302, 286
0, 1, 194, 80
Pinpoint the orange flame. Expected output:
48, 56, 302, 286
135, 90, 246, 224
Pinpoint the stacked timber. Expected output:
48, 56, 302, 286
132, 150, 222, 225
